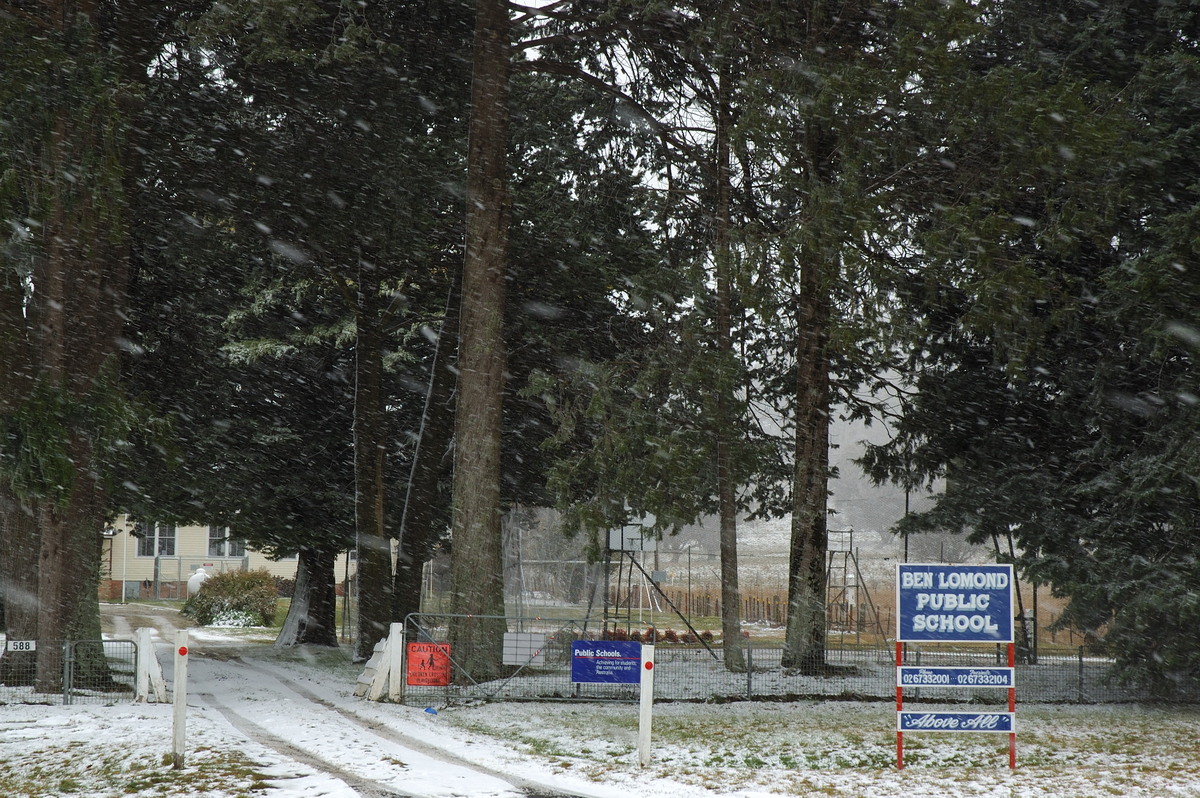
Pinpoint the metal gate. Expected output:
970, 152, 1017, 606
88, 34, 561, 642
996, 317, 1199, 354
63, 640, 138, 705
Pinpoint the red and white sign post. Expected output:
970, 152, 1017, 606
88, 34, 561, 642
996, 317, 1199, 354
638, 644, 655, 767
895, 564, 1017, 770
173, 630, 189, 770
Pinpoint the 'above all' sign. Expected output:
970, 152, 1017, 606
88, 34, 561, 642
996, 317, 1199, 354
898, 711, 1015, 733
571, 640, 642, 684
897, 563, 1014, 643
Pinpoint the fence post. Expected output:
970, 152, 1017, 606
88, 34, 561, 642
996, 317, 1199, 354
388, 623, 405, 703
135, 627, 169, 703
1078, 646, 1085, 703
745, 640, 753, 700
136, 629, 149, 701
62, 642, 73, 706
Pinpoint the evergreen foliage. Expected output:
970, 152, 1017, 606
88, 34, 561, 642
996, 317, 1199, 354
0, 6, 158, 690
2, 0, 1197, 693
859, 0, 1200, 692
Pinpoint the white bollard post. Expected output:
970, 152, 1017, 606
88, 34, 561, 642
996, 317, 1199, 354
172, 630, 189, 770
388, 622, 405, 702
135, 627, 152, 702
638, 643, 655, 767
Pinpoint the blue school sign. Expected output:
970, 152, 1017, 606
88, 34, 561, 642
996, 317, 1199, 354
896, 564, 1014, 643
571, 641, 642, 684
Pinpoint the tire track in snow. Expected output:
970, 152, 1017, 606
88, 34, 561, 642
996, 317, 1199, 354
241, 659, 575, 793
189, 654, 582, 798
196, 689, 412, 798
234, 657, 588, 798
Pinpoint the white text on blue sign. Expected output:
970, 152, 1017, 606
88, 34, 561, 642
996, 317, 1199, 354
897, 666, 1015, 688
897, 564, 1014, 643
571, 640, 642, 684
898, 711, 1015, 733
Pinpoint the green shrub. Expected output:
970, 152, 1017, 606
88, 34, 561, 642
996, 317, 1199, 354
183, 569, 277, 627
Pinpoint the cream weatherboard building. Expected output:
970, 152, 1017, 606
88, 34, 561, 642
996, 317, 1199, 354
98, 516, 356, 601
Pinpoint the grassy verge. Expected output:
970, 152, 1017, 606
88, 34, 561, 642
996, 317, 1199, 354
0, 741, 272, 798
436, 699, 1200, 796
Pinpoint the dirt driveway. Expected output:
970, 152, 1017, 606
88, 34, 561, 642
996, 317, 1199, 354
99, 600, 197, 640
96, 602, 570, 797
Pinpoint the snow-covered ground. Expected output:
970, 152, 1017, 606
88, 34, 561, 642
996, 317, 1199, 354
2, 606, 1199, 797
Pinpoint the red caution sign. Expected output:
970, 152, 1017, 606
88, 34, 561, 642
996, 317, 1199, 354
406, 642, 452, 686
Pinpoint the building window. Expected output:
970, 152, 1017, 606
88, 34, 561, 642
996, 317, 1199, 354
208, 526, 245, 558
136, 523, 176, 557
135, 522, 153, 557
156, 524, 176, 556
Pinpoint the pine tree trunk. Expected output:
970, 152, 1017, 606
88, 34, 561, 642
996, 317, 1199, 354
276, 546, 339, 649
0, 497, 38, 685
448, 0, 511, 683
31, 101, 126, 692
4, 1, 152, 693
353, 294, 394, 661
714, 68, 745, 673
0, 230, 37, 685
781, 246, 832, 673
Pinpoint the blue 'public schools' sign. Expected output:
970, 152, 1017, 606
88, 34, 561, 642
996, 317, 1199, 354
897, 563, 1014, 643
571, 640, 642, 684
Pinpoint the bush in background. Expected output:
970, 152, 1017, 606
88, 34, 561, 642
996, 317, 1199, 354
183, 569, 278, 627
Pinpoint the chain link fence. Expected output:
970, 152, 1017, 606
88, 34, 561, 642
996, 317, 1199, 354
0, 639, 138, 706
136, 556, 248, 600
394, 612, 1197, 708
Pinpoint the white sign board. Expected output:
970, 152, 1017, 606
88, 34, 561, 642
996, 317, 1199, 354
608, 526, 657, 552
502, 632, 547, 667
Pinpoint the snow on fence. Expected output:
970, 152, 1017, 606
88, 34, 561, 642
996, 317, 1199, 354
387, 613, 1200, 708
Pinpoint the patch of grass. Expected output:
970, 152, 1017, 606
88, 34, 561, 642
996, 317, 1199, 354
442, 699, 1200, 797
0, 742, 275, 798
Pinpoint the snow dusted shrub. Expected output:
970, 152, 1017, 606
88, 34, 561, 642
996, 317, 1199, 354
209, 609, 260, 628
183, 569, 278, 627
